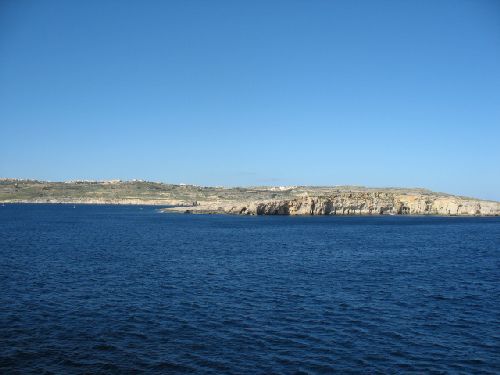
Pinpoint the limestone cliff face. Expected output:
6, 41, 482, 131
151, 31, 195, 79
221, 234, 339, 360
224, 192, 500, 216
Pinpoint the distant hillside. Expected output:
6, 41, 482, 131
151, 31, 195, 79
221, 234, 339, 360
1, 179, 498, 216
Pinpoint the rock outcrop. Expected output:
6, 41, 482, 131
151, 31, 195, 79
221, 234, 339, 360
166, 192, 500, 216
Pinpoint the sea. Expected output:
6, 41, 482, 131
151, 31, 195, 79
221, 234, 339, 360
1, 204, 499, 374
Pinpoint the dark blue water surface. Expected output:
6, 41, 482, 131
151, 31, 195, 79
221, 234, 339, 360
1, 205, 499, 374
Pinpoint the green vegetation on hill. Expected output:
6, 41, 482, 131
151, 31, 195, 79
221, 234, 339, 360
0, 178, 440, 204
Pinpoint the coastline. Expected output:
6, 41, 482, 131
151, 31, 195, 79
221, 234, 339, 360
1, 179, 499, 216
2, 201, 499, 217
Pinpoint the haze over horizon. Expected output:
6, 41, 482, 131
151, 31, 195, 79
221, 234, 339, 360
1, 1, 499, 200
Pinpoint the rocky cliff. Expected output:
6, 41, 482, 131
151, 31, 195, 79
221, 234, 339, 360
232, 193, 500, 216
168, 192, 500, 216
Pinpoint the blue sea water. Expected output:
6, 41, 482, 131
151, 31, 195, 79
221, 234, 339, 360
0, 204, 499, 374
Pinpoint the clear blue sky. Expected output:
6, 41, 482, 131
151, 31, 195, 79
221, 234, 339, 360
1, 0, 499, 200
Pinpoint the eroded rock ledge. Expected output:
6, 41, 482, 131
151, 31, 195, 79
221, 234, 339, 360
164, 192, 500, 216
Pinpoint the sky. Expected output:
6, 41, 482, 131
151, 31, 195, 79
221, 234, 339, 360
0, 0, 499, 200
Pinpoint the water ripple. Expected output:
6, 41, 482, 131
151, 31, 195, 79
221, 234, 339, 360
1, 205, 499, 373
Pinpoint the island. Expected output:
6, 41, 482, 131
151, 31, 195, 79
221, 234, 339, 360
1, 178, 499, 216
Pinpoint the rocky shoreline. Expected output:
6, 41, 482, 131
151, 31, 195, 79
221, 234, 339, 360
1, 179, 499, 216
162, 192, 500, 216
